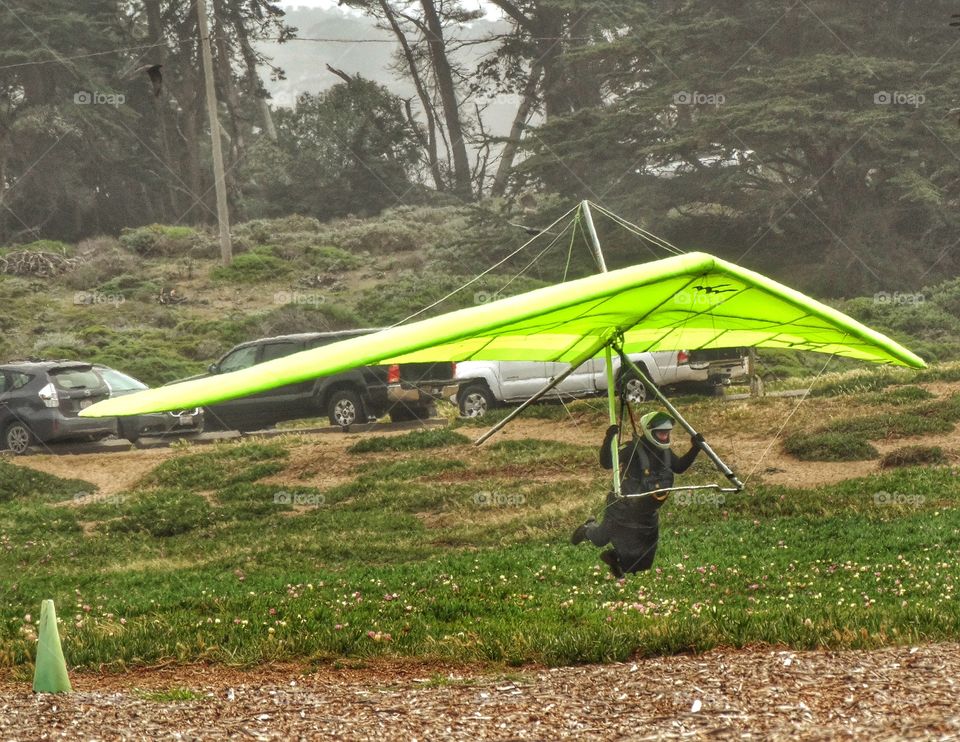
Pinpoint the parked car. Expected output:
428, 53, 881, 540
454, 348, 749, 417
0, 360, 116, 453
171, 330, 459, 432
93, 365, 204, 443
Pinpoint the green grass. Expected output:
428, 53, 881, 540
347, 429, 471, 453
781, 391, 960, 461
2, 416, 960, 671
880, 445, 948, 469
862, 385, 935, 405
0, 461, 95, 504
453, 399, 606, 428
782, 432, 880, 461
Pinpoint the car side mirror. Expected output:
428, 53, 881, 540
208, 363, 219, 374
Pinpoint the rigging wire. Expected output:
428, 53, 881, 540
590, 202, 686, 257
0, 42, 168, 71
740, 352, 837, 488
495, 217, 575, 297
389, 202, 582, 328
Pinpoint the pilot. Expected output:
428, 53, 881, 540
571, 412, 703, 577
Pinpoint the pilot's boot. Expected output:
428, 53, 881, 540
599, 549, 624, 579
570, 517, 596, 545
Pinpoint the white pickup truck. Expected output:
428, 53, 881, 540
454, 349, 749, 417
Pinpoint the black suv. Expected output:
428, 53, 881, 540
0, 361, 116, 453
176, 330, 459, 432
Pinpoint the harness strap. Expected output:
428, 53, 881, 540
633, 444, 671, 502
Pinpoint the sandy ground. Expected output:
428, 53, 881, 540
2, 643, 958, 740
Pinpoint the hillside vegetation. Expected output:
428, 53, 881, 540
1, 206, 956, 387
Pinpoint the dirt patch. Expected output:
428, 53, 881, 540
2, 643, 958, 740
17, 448, 178, 498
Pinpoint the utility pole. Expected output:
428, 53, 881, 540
195, 0, 232, 266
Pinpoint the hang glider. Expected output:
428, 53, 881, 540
81, 250, 925, 421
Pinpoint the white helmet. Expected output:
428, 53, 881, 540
640, 411, 675, 450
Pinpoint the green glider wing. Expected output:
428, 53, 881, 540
80, 251, 925, 418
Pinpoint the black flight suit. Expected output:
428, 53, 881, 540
583, 426, 700, 573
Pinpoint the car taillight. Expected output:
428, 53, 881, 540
387, 364, 400, 384
677, 350, 690, 365
451, 362, 456, 377
38, 382, 59, 408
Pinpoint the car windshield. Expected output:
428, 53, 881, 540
219, 345, 259, 373
97, 367, 149, 392
49, 368, 102, 390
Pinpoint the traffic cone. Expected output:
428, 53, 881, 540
32, 599, 71, 693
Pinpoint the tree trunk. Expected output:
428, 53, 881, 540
231, 8, 278, 141
379, 0, 444, 190
420, 0, 472, 199
491, 63, 541, 197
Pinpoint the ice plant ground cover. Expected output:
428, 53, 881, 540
2, 372, 960, 671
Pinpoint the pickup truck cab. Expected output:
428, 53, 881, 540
455, 348, 748, 417
175, 330, 458, 431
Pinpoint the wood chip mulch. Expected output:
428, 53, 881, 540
2, 643, 959, 740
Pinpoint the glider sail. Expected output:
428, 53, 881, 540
80, 251, 925, 419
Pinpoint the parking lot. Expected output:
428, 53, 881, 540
1, 418, 449, 456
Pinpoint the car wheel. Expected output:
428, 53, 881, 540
4, 422, 34, 454
327, 389, 364, 427
458, 383, 494, 418
618, 367, 651, 404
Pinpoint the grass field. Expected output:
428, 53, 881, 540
2, 375, 960, 674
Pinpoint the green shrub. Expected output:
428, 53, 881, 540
61, 240, 139, 291
252, 302, 363, 336
783, 432, 879, 461
354, 272, 548, 326
303, 245, 363, 272
233, 215, 322, 245
347, 429, 470, 453
879, 445, 947, 469
210, 249, 291, 283
326, 220, 423, 254
13, 239, 74, 255
119, 224, 216, 258
94, 274, 161, 301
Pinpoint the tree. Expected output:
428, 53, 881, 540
343, 0, 482, 199
517, 0, 960, 295
267, 77, 423, 218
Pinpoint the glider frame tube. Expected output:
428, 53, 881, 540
473, 335, 612, 446
604, 344, 622, 497
615, 347, 744, 492
620, 483, 741, 500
